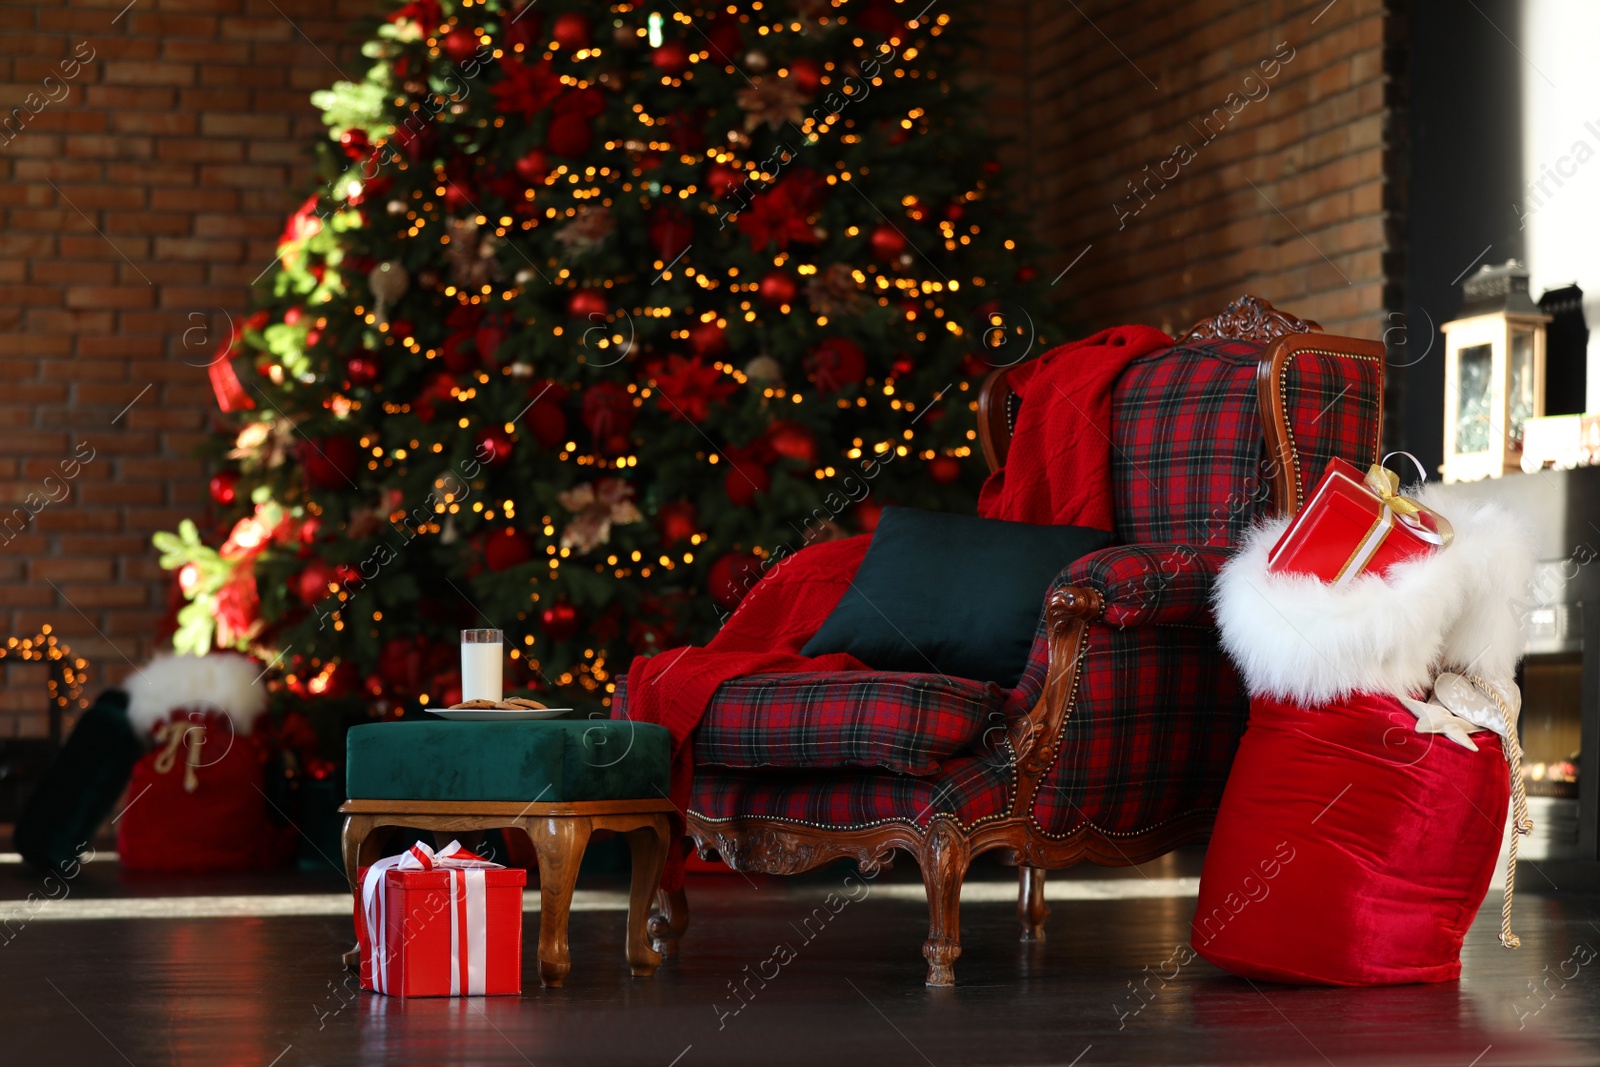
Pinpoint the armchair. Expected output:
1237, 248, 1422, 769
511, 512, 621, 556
639, 296, 1384, 985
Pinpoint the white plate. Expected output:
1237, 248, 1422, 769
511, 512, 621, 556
426, 707, 575, 721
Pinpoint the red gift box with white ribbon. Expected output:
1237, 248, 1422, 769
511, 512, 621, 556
1267, 458, 1452, 586
356, 840, 525, 997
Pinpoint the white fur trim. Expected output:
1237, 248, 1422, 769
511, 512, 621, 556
127, 653, 268, 736
1213, 483, 1535, 704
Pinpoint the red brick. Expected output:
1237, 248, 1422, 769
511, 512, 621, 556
101, 60, 197, 86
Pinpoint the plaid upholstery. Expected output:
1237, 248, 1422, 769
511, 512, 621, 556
1064, 544, 1232, 629
1275, 345, 1385, 509
689, 753, 1012, 830
1112, 339, 1272, 546
1027, 622, 1249, 838
691, 671, 1002, 776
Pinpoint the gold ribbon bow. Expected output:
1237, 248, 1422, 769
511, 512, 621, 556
152, 720, 205, 794
1363, 464, 1454, 546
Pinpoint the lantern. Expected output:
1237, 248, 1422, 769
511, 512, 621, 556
1441, 260, 1550, 483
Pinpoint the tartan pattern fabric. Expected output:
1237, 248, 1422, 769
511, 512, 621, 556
689, 753, 1012, 829
1063, 543, 1232, 629
691, 671, 1003, 776
1276, 346, 1385, 507
1027, 621, 1249, 838
1112, 338, 1272, 547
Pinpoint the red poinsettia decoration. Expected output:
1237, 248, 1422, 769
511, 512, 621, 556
806, 337, 868, 394
491, 54, 562, 118
736, 170, 823, 252
388, 0, 441, 35
650, 355, 736, 424
215, 571, 261, 648
277, 194, 323, 270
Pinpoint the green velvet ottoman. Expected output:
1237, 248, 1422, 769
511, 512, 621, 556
339, 718, 675, 988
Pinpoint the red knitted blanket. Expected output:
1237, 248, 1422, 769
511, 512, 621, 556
621, 325, 1172, 889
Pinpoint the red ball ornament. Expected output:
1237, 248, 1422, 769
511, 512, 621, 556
515, 147, 551, 185
786, 56, 823, 95
339, 129, 370, 161
1015, 265, 1037, 283
652, 39, 692, 76
705, 163, 742, 199
208, 470, 239, 507
580, 381, 636, 454
525, 397, 568, 449
300, 436, 359, 491
484, 526, 535, 572
442, 27, 479, 64
551, 11, 591, 50
708, 552, 764, 610
475, 426, 515, 467
567, 287, 608, 320
945, 202, 966, 222
725, 462, 770, 507
868, 223, 907, 262
766, 420, 819, 465
293, 558, 338, 607
657, 500, 698, 546
282, 306, 304, 327
929, 455, 962, 485
757, 269, 798, 308
805, 337, 867, 395
546, 112, 594, 157
541, 599, 581, 642
648, 209, 694, 262
687, 320, 729, 359
346, 354, 380, 387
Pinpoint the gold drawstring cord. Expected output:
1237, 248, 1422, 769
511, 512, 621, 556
1463, 673, 1531, 950
151, 720, 204, 794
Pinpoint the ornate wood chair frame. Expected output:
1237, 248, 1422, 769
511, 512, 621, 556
651, 297, 1385, 985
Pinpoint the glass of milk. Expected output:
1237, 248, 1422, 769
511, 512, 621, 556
460, 629, 503, 704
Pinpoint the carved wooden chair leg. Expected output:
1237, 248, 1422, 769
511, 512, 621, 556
525, 815, 593, 988
622, 818, 670, 977
649, 886, 689, 957
920, 819, 972, 987
1018, 865, 1048, 942
340, 814, 379, 969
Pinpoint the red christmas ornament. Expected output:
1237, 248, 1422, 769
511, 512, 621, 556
551, 11, 591, 50
708, 552, 763, 610
786, 56, 822, 95
945, 201, 966, 222
567, 288, 608, 319
868, 223, 907, 261
648, 208, 694, 263
652, 39, 692, 76
703, 11, 743, 59
580, 381, 636, 454
546, 111, 594, 157
300, 436, 359, 491
705, 163, 742, 199
929, 455, 962, 485
475, 426, 515, 467
1016, 264, 1037, 283
346, 354, 380, 387
282, 306, 304, 327
657, 500, 698, 546
766, 420, 819, 465
805, 338, 867, 394
725, 461, 770, 507
442, 27, 479, 64
757, 269, 798, 307
293, 558, 338, 607
515, 147, 551, 185
208, 470, 239, 507
524, 386, 569, 449
339, 129, 370, 161
688, 320, 729, 359
484, 526, 535, 572
541, 599, 581, 642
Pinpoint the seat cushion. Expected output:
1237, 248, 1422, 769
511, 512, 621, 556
800, 506, 1112, 686
346, 719, 670, 802
686, 670, 1004, 776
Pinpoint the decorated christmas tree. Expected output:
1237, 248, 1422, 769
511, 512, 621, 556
156, 0, 1062, 723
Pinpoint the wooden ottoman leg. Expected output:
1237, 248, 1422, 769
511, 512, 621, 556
1019, 865, 1048, 942
623, 818, 669, 977
340, 814, 379, 969
525, 815, 592, 988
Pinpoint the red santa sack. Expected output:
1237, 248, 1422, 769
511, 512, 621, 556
118, 654, 295, 873
1198, 483, 1534, 985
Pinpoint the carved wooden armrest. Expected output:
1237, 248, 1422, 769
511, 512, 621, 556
1008, 585, 1104, 812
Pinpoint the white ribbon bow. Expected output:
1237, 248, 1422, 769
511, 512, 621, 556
361, 840, 504, 996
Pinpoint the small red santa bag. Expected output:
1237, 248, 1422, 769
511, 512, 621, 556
1201, 483, 1534, 984
356, 840, 525, 997
118, 653, 295, 873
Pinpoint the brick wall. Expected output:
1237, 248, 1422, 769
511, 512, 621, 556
0, 0, 1399, 737
0, 0, 364, 732
978, 0, 1398, 341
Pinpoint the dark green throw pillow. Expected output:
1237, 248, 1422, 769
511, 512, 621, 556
801, 507, 1113, 687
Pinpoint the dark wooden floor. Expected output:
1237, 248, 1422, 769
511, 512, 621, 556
2, 852, 1600, 1067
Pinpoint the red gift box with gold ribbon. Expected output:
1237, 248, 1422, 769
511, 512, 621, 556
1267, 458, 1452, 585
356, 840, 525, 997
